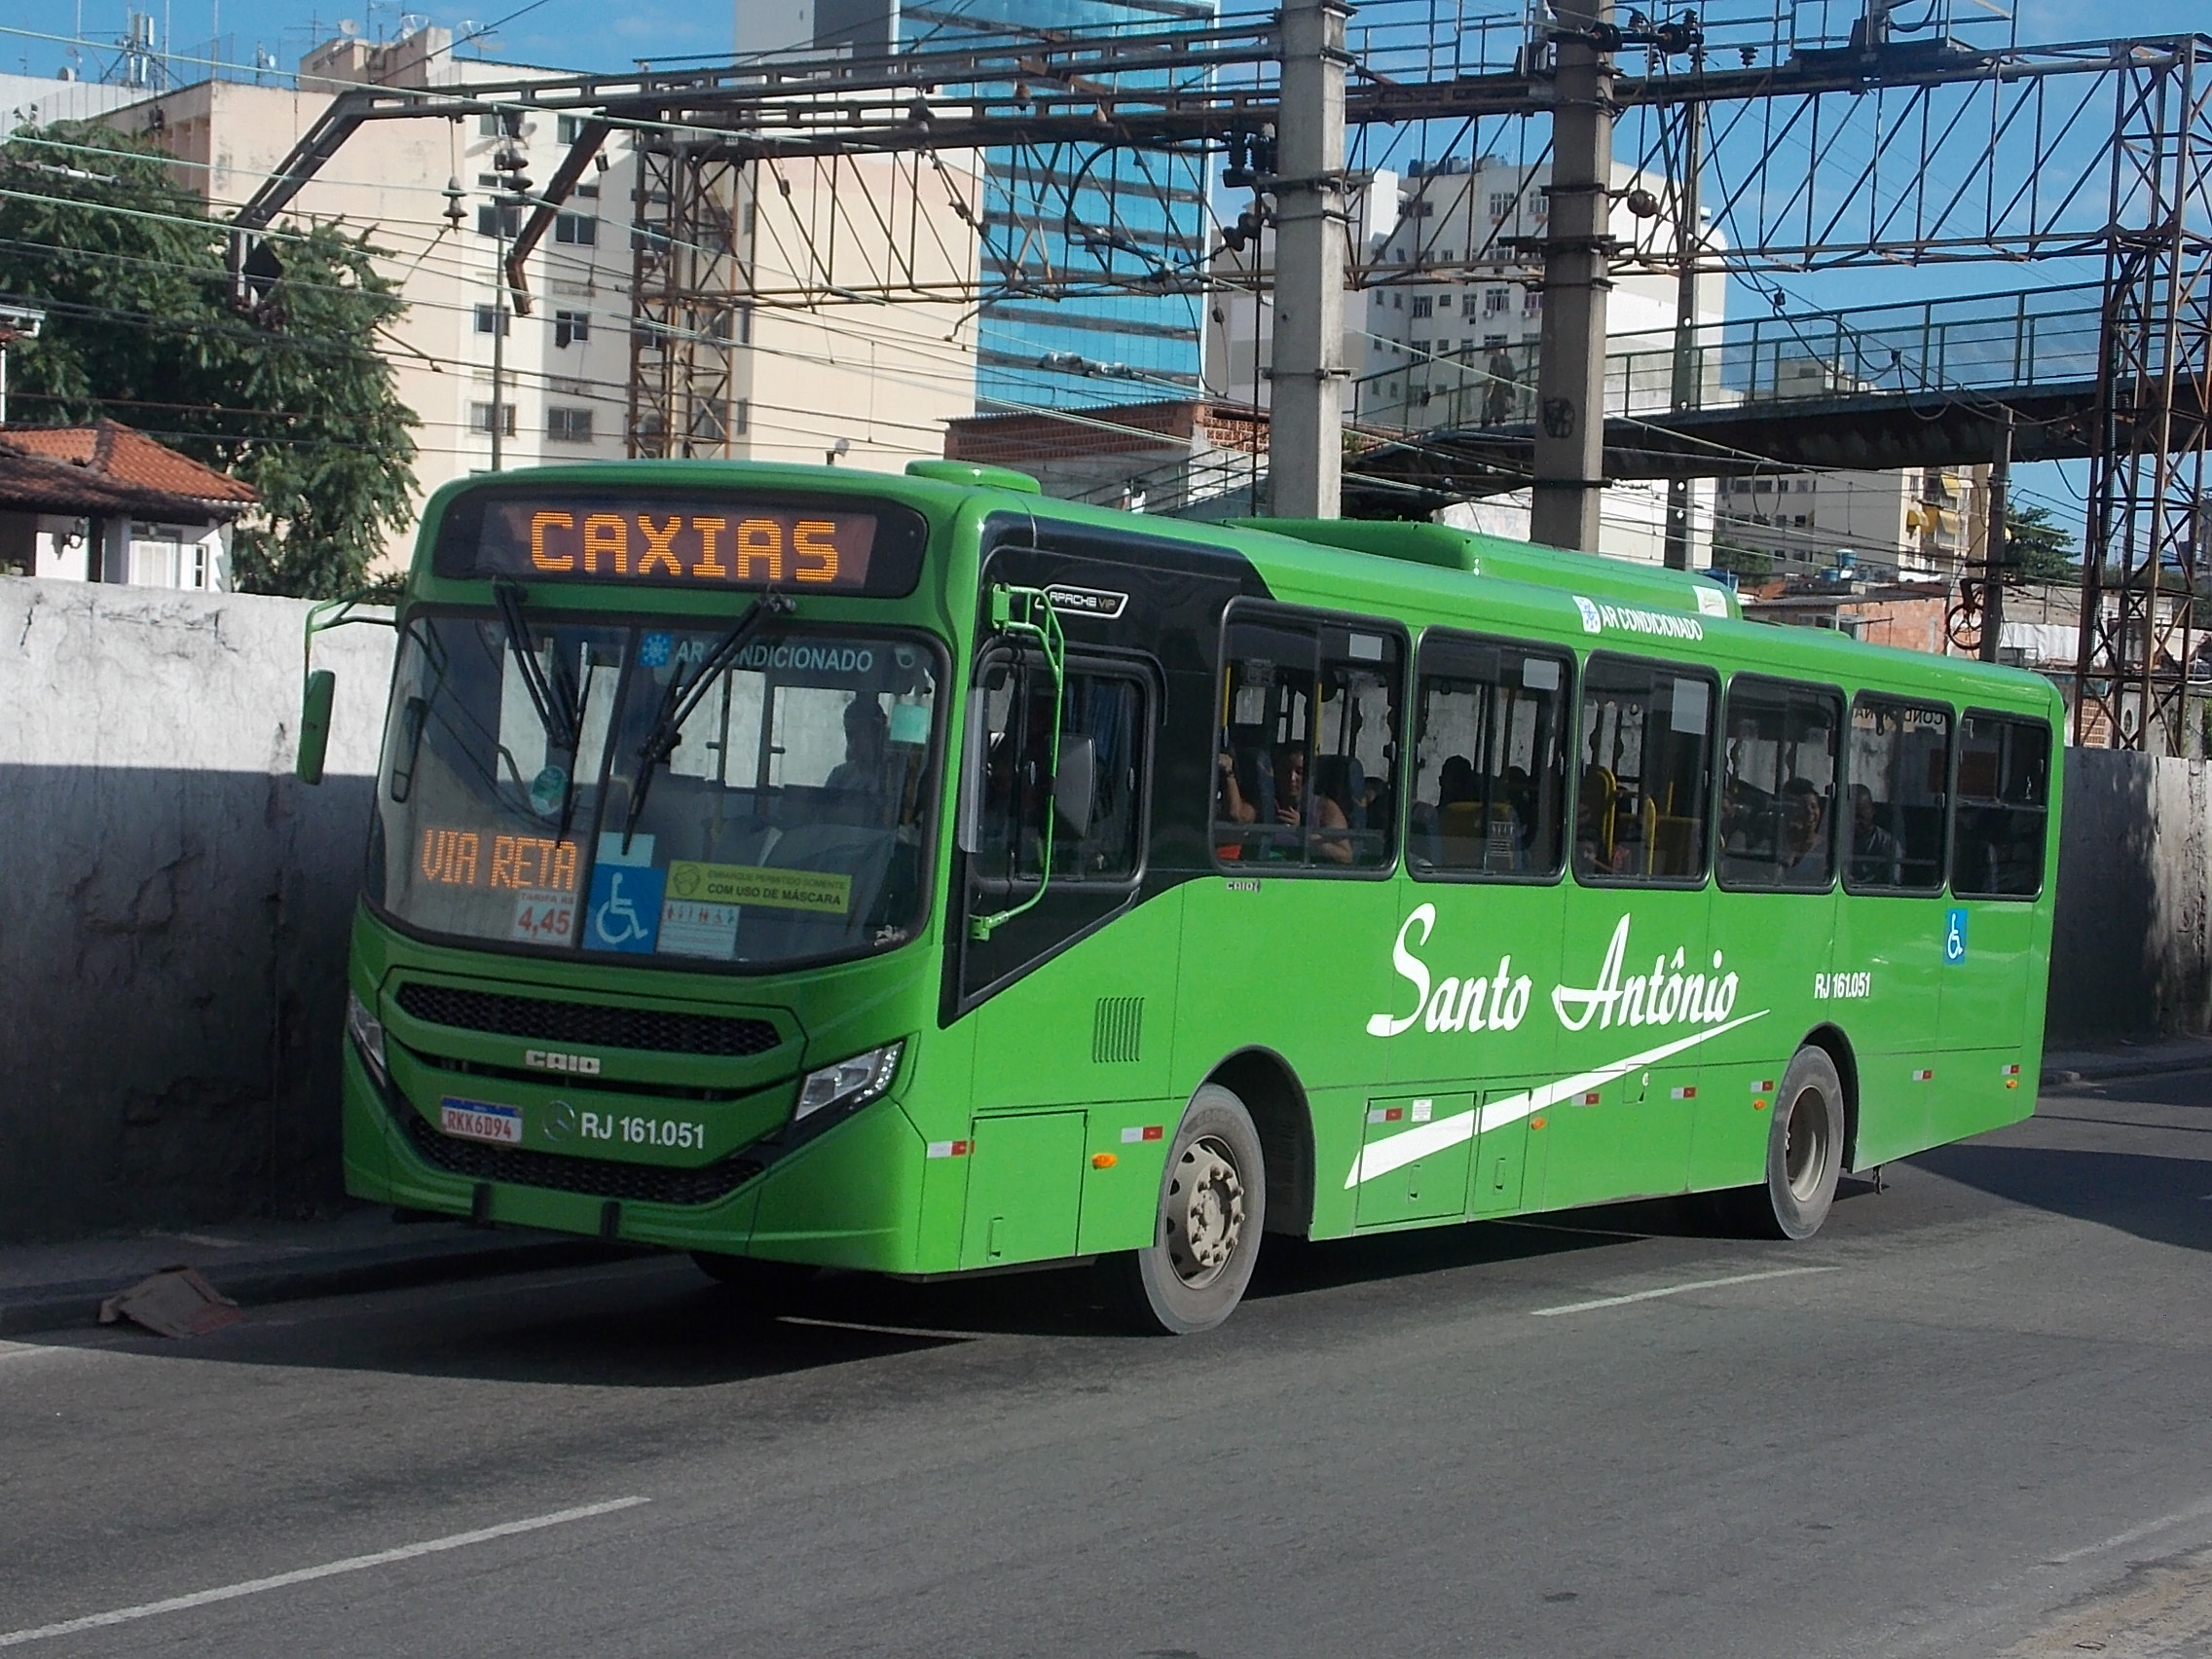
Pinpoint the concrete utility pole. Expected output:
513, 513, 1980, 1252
1530, 0, 1616, 553
1270, 0, 1349, 520
1979, 411, 2011, 663
1661, 102, 1702, 571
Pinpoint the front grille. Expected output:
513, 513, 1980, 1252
393, 1099, 764, 1206
393, 982, 781, 1058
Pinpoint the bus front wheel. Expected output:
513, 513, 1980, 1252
1112, 1084, 1268, 1336
1734, 1046, 1845, 1240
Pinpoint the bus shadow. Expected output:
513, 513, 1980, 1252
74, 1183, 1899, 1383
122, 1267, 973, 1388
1911, 1142, 2212, 1254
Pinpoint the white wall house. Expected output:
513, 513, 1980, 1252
0, 423, 253, 591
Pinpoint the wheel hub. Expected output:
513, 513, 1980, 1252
1784, 1088, 1827, 1201
1164, 1135, 1245, 1289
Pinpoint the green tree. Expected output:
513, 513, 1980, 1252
0, 123, 416, 596
2004, 501, 2078, 581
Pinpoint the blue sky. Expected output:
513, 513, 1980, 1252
10, 0, 2204, 85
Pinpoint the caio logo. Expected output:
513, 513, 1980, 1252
525, 1050, 602, 1077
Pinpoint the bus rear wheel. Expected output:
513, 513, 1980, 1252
1734, 1046, 1845, 1240
1111, 1084, 1268, 1336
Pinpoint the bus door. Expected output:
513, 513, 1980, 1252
1362, 630, 1577, 1228
1181, 607, 1409, 1237
1934, 710, 2052, 1142
1837, 695, 1954, 1164
953, 645, 1169, 1265
1544, 653, 1720, 1209
1697, 676, 1846, 1192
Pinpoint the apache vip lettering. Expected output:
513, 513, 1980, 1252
1368, 908, 1743, 1039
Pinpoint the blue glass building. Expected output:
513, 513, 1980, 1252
740, 0, 1217, 412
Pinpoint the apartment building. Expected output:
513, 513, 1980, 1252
1205, 154, 1728, 564
1715, 465, 1987, 581
101, 25, 979, 566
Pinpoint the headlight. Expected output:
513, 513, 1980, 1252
794, 1041, 903, 1122
346, 989, 387, 1085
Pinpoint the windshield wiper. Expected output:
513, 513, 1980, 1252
492, 577, 590, 835
621, 593, 794, 849
493, 578, 584, 754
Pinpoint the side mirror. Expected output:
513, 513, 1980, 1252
1053, 732, 1095, 835
296, 669, 336, 785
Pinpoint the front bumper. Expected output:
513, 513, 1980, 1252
342, 1041, 937, 1272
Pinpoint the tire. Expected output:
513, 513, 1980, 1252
690, 1252, 817, 1313
1111, 1083, 1268, 1336
1734, 1046, 1846, 1240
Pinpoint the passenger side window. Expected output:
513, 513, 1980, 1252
1215, 608, 1402, 871
1717, 678, 1842, 891
1951, 712, 2050, 899
1573, 652, 1716, 885
1409, 631, 1569, 880
969, 652, 1149, 891
1845, 696, 1951, 894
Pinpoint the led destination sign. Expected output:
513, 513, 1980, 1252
434, 490, 928, 596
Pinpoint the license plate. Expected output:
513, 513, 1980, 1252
440, 1097, 523, 1145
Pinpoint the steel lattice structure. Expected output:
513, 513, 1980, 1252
230, 11, 2212, 746
2076, 41, 2212, 751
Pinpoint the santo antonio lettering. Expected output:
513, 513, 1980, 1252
1367, 908, 1747, 1041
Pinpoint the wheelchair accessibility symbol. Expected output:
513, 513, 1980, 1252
586, 865, 665, 954
1943, 906, 1969, 966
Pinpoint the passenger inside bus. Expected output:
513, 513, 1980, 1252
823, 694, 891, 819
1848, 783, 1905, 886
1778, 778, 1827, 884
1277, 743, 1354, 865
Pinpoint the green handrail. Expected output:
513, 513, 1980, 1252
968, 583, 1067, 942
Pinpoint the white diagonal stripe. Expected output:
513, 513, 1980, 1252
1345, 1010, 1770, 1189
0, 1497, 651, 1648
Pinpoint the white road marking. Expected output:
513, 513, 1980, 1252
782, 1314, 998, 1343
1530, 1265, 1838, 1317
0, 1496, 650, 1648
2043, 1493, 2212, 1566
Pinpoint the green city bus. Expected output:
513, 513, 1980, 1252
307, 459, 2059, 1333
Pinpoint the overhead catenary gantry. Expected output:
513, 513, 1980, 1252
227, 12, 2212, 752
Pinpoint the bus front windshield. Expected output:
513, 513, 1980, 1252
368, 609, 943, 969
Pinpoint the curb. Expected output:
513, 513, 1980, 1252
2041, 1051, 2212, 1088
0, 1235, 640, 1340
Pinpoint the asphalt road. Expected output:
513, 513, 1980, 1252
4, 1071, 2211, 1659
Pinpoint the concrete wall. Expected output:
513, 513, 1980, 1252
2048, 748, 2212, 1044
0, 578, 392, 1241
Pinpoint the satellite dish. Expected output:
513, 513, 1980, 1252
337, 17, 359, 34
